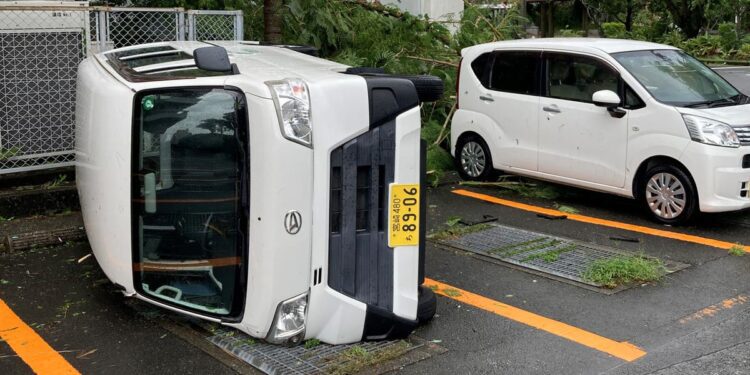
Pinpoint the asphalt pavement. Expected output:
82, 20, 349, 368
2, 67, 750, 375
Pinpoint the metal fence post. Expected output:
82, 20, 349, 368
234, 10, 243, 41
187, 11, 195, 41
176, 11, 185, 41
97, 9, 108, 51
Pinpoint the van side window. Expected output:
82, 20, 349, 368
489, 51, 540, 95
624, 84, 645, 109
547, 54, 619, 103
471, 53, 491, 87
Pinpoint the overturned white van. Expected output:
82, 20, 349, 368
75, 41, 441, 344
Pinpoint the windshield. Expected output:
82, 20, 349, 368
132, 87, 249, 318
613, 49, 741, 107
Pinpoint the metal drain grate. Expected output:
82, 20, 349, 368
206, 326, 414, 375
126, 291, 442, 375
438, 224, 684, 289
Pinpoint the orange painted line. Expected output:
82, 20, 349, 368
0, 299, 80, 375
453, 189, 750, 253
424, 278, 646, 362
679, 294, 749, 324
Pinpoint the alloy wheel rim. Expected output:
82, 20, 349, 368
460, 141, 486, 178
645, 172, 686, 219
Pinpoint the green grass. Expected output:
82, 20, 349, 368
445, 216, 462, 227
430, 223, 491, 241
554, 204, 579, 214
582, 254, 665, 288
443, 288, 462, 297
304, 338, 321, 349
522, 244, 577, 263
328, 341, 410, 375
729, 244, 746, 256
45, 174, 68, 189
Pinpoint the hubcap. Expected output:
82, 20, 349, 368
645, 172, 686, 219
460, 141, 486, 177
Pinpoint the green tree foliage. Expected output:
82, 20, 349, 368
601, 22, 627, 38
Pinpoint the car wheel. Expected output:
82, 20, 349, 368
455, 134, 496, 181
417, 285, 437, 324
640, 164, 698, 225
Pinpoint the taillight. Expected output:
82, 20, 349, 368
456, 57, 462, 109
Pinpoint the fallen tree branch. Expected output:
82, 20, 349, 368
434, 102, 457, 146
405, 55, 459, 67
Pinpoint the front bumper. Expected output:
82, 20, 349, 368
680, 142, 750, 213
306, 105, 424, 344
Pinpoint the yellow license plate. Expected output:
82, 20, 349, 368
388, 183, 420, 247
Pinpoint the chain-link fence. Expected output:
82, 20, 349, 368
0, 3, 243, 174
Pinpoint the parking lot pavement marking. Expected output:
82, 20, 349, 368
423, 278, 647, 362
0, 299, 80, 375
679, 294, 749, 324
453, 189, 750, 253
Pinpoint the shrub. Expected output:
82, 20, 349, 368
681, 35, 723, 58
601, 22, 627, 39
660, 30, 685, 48
734, 44, 750, 61
718, 22, 739, 53
557, 29, 585, 37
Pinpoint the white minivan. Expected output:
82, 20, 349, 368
76, 41, 440, 345
451, 38, 750, 224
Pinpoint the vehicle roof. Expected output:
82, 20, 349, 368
94, 41, 349, 90
462, 38, 680, 56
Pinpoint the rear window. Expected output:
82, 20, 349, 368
489, 51, 540, 96
471, 53, 491, 86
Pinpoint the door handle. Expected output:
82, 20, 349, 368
479, 95, 494, 102
543, 105, 561, 113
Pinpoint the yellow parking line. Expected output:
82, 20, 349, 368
453, 189, 750, 253
0, 299, 80, 375
424, 278, 647, 362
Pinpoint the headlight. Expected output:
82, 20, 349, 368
267, 79, 312, 147
683, 114, 740, 148
266, 293, 307, 344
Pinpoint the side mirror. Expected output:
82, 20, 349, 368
592, 90, 626, 119
592, 90, 621, 107
194, 46, 238, 74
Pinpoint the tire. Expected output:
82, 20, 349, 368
396, 75, 444, 103
640, 163, 698, 225
417, 285, 437, 324
454, 134, 497, 181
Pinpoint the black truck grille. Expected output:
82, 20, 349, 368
328, 122, 396, 310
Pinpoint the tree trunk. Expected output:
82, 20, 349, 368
547, 1, 555, 37
625, 0, 633, 32
263, 0, 283, 43
662, 0, 705, 38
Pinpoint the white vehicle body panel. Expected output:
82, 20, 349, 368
452, 38, 750, 213
76, 41, 427, 344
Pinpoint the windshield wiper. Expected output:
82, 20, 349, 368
684, 97, 737, 108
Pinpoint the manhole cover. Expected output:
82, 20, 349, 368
434, 223, 688, 292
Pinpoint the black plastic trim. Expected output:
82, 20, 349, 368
361, 76, 419, 129
418, 140, 426, 285
743, 155, 750, 169
361, 305, 419, 341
